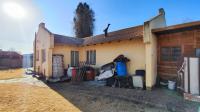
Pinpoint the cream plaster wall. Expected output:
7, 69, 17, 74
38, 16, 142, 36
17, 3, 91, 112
144, 11, 166, 89
79, 38, 145, 75
52, 45, 79, 69
35, 24, 54, 78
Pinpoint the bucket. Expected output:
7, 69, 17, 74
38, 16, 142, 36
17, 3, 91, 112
168, 80, 176, 90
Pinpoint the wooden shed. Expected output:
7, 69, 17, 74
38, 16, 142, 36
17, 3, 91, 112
152, 21, 200, 80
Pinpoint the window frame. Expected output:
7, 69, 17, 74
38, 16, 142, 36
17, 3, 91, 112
160, 46, 181, 62
71, 51, 79, 67
86, 50, 96, 65
195, 48, 200, 57
171, 47, 181, 61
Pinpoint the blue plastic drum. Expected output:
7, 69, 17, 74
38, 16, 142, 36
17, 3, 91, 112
116, 62, 127, 76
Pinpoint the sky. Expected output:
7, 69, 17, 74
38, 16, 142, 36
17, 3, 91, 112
0, 0, 200, 54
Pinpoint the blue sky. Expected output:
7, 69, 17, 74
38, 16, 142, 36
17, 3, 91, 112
34, 0, 200, 36
0, 0, 200, 53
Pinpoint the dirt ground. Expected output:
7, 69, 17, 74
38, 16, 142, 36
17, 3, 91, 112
0, 69, 24, 80
0, 69, 199, 112
48, 83, 168, 112
48, 82, 200, 112
0, 83, 80, 112
0, 69, 81, 112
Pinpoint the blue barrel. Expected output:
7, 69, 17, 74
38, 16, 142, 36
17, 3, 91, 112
116, 62, 127, 76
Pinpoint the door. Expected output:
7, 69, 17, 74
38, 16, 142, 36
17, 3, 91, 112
52, 55, 64, 78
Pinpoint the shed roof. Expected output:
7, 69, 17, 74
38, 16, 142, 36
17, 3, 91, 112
152, 21, 200, 33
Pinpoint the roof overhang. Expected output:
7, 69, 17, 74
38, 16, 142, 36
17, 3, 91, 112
152, 21, 200, 34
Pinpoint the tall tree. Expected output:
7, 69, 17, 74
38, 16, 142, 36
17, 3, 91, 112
73, 2, 95, 38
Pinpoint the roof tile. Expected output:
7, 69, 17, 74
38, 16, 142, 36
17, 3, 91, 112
53, 25, 143, 46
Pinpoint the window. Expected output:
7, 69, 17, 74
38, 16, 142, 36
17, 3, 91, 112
86, 50, 96, 65
161, 47, 181, 61
196, 48, 200, 57
36, 50, 39, 61
71, 51, 79, 67
171, 47, 181, 61
161, 47, 171, 61
42, 49, 46, 63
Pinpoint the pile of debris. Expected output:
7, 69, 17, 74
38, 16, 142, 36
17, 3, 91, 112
45, 54, 146, 90
95, 55, 134, 88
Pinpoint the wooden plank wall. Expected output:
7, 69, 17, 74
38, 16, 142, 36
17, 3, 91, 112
157, 28, 200, 80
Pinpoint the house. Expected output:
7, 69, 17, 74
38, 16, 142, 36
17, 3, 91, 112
33, 8, 200, 89
0, 50, 23, 69
23, 54, 33, 68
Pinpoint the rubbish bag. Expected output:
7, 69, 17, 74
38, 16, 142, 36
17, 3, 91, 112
113, 55, 130, 62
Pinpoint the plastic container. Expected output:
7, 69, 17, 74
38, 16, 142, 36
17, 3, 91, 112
86, 70, 95, 81
67, 67, 73, 77
71, 67, 77, 79
116, 62, 127, 76
135, 70, 145, 76
132, 75, 144, 88
168, 80, 176, 90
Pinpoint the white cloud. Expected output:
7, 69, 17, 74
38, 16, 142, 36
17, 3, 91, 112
0, 0, 43, 54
